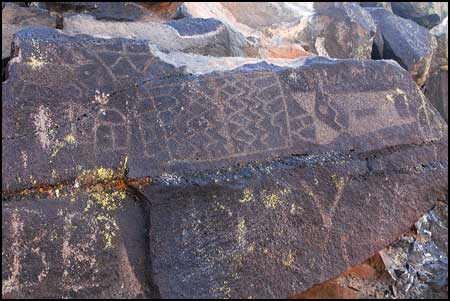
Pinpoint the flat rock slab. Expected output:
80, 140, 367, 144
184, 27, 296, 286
369, 8, 436, 86
2, 27, 448, 192
2, 190, 153, 298
137, 141, 448, 298
36, 2, 160, 22
63, 15, 247, 57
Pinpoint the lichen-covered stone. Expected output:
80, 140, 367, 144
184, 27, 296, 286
2, 190, 153, 298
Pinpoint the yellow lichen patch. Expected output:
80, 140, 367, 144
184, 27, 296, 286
28, 55, 45, 70
247, 242, 255, 253
95, 213, 119, 249
331, 175, 346, 191
236, 218, 247, 247
282, 251, 295, 268
64, 134, 76, 144
78, 167, 116, 186
90, 190, 126, 211
261, 187, 291, 209
239, 188, 254, 203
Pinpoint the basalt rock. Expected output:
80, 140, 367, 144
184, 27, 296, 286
391, 2, 448, 29
63, 15, 248, 57
425, 17, 448, 123
3, 27, 448, 192
2, 190, 154, 298
369, 8, 436, 87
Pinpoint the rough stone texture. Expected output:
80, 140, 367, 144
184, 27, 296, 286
301, 2, 376, 59
424, 18, 448, 124
391, 2, 448, 29
63, 15, 249, 57
369, 8, 436, 87
293, 201, 448, 299
2, 190, 154, 298
137, 141, 447, 298
35, 2, 161, 22
175, 2, 375, 60
3, 28, 448, 193
2, 3, 56, 59
359, 2, 392, 12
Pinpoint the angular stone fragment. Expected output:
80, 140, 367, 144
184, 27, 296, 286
63, 15, 248, 57
2, 3, 56, 59
391, 2, 448, 29
2, 190, 153, 298
369, 8, 436, 86
2, 28, 448, 193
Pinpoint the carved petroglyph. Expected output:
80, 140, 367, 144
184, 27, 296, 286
93, 108, 130, 156
2, 212, 23, 295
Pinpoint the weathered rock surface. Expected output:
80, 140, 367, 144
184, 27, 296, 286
2, 27, 448, 299
369, 8, 436, 87
391, 2, 448, 29
359, 2, 392, 12
3, 27, 448, 192
176, 2, 375, 60
425, 17, 448, 123
137, 141, 447, 298
2, 190, 154, 298
35, 2, 161, 22
2, 3, 56, 60
63, 15, 248, 57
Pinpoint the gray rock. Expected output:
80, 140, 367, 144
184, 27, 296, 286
391, 2, 448, 29
369, 8, 436, 87
63, 14, 249, 57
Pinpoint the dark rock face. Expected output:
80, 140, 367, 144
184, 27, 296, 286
425, 18, 448, 123
2, 191, 154, 298
3, 28, 447, 192
391, 2, 448, 29
36, 2, 159, 22
2, 3, 56, 60
139, 141, 448, 298
369, 8, 436, 87
2, 27, 448, 299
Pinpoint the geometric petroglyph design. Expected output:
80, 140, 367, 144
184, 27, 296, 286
93, 108, 130, 156
142, 71, 291, 163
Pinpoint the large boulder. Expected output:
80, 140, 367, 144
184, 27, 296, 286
425, 17, 448, 122
2, 27, 448, 298
34, 2, 161, 22
391, 2, 448, 29
369, 8, 436, 87
2, 190, 154, 298
63, 15, 249, 57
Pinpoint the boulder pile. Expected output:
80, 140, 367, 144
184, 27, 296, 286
2, 2, 448, 299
